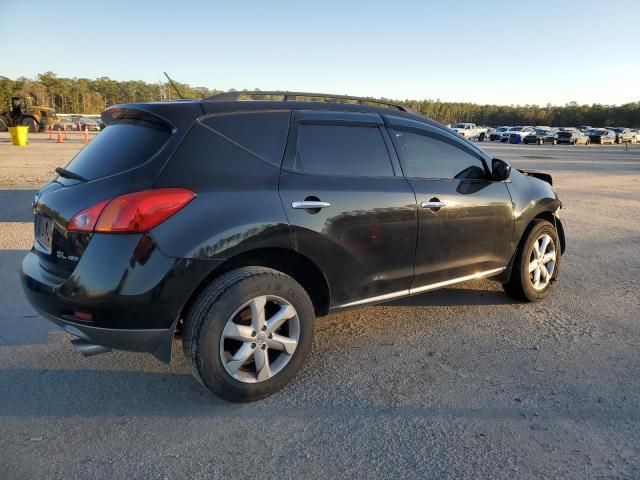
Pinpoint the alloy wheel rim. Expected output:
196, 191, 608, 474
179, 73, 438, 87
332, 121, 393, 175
528, 233, 556, 291
219, 295, 300, 383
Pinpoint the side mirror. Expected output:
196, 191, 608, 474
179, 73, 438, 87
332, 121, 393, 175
491, 158, 511, 182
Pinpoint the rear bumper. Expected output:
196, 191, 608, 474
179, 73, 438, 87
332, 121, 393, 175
20, 234, 217, 361
31, 305, 174, 362
20, 247, 179, 362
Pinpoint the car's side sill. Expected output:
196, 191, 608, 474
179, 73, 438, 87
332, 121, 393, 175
335, 267, 506, 309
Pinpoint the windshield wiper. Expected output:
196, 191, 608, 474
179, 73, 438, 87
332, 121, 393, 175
55, 167, 87, 182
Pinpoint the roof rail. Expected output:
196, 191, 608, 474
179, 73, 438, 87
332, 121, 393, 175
204, 91, 408, 112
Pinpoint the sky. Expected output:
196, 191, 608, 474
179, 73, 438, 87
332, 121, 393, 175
1, 0, 638, 106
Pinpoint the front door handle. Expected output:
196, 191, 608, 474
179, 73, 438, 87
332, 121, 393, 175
420, 200, 447, 209
292, 201, 331, 209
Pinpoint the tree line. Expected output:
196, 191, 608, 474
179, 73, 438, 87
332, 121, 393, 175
1, 72, 639, 127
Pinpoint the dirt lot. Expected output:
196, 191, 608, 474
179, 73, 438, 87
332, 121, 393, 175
1, 132, 639, 479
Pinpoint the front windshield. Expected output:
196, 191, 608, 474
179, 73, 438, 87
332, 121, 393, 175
452, 124, 466, 128
509, 127, 523, 132
534, 130, 548, 135
496, 127, 508, 132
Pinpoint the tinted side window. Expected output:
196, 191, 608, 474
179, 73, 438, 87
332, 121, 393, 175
293, 124, 393, 177
391, 130, 486, 180
202, 111, 290, 166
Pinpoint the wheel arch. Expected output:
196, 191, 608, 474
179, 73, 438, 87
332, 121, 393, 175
179, 247, 331, 322
498, 210, 565, 284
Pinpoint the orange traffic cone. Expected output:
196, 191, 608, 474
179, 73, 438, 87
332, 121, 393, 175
83, 126, 89, 144
57, 128, 63, 143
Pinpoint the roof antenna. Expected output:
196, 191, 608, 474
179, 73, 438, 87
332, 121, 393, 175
164, 72, 185, 99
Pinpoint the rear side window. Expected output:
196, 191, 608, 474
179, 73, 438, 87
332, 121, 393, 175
293, 124, 393, 177
391, 130, 486, 180
64, 123, 170, 180
201, 111, 290, 166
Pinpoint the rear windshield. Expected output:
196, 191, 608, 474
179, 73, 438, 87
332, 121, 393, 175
63, 122, 170, 180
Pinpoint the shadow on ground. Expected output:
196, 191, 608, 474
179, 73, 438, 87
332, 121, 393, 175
0, 190, 38, 222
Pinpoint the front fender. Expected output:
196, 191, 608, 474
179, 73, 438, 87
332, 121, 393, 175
507, 169, 562, 252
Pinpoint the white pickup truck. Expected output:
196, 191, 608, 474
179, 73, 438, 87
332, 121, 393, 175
450, 123, 490, 141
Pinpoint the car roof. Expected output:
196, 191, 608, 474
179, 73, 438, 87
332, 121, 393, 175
200, 91, 449, 133
108, 93, 490, 160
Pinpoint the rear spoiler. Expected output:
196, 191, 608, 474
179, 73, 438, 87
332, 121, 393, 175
517, 169, 553, 186
101, 101, 204, 132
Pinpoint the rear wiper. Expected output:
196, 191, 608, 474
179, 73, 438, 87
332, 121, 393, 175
55, 167, 87, 182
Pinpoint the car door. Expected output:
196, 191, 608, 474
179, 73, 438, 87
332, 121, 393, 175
384, 115, 514, 290
278, 110, 418, 307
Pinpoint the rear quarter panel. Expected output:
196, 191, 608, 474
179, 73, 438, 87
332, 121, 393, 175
151, 122, 293, 260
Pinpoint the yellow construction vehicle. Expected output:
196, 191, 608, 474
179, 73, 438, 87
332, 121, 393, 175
0, 96, 59, 132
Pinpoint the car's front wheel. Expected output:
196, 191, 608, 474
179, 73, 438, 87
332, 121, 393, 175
503, 219, 560, 302
183, 267, 315, 402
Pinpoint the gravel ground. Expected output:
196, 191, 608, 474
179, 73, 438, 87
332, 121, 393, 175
0, 132, 639, 479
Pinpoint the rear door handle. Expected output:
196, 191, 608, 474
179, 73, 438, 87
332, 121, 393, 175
291, 201, 331, 209
420, 200, 447, 209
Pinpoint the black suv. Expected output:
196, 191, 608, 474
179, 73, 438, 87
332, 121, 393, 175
21, 92, 565, 402
523, 129, 558, 145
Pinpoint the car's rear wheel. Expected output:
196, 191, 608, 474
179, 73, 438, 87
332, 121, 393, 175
183, 267, 315, 402
503, 219, 560, 302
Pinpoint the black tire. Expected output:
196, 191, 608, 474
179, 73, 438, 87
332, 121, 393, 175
478, 132, 485, 142
21, 117, 38, 133
183, 267, 315, 402
502, 219, 560, 302
0, 117, 7, 132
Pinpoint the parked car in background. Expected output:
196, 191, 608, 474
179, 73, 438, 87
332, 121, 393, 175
586, 128, 616, 145
505, 126, 535, 143
51, 118, 76, 131
524, 129, 558, 145
489, 126, 510, 141
633, 129, 640, 143
78, 117, 101, 131
608, 127, 636, 144
20, 91, 565, 402
577, 125, 592, 132
556, 128, 590, 145
91, 116, 106, 130
450, 123, 489, 141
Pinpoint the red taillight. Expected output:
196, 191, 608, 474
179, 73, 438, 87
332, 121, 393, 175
68, 189, 195, 234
